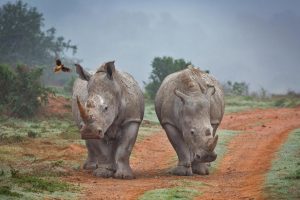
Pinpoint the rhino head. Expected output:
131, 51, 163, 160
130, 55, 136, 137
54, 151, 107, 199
75, 61, 120, 139
174, 83, 218, 163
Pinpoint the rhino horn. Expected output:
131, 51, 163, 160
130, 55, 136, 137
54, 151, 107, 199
207, 135, 218, 152
76, 96, 88, 123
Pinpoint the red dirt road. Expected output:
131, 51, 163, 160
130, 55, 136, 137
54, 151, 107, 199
66, 107, 300, 200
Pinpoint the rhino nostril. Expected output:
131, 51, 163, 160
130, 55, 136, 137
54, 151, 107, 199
205, 129, 211, 136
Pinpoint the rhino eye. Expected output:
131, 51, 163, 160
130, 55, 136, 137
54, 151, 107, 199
190, 129, 195, 135
104, 106, 108, 111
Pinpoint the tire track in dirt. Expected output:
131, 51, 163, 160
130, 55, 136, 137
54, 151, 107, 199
198, 107, 300, 200
66, 107, 300, 200
66, 131, 177, 200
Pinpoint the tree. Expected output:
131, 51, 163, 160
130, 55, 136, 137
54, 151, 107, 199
0, 1, 77, 67
232, 82, 249, 96
145, 56, 191, 100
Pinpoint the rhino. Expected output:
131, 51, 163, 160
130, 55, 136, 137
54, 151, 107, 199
72, 61, 144, 179
155, 65, 224, 176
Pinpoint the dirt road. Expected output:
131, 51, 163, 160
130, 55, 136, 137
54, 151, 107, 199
67, 107, 300, 200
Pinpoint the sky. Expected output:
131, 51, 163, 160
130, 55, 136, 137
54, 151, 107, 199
1, 0, 300, 93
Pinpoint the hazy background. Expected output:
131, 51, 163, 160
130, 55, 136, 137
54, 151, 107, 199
1, 0, 299, 93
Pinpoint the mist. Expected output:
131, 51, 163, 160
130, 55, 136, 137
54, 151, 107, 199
2, 0, 299, 93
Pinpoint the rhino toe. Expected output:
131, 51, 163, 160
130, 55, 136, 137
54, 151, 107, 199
192, 162, 209, 175
83, 161, 98, 170
114, 169, 135, 179
93, 166, 114, 178
169, 165, 193, 176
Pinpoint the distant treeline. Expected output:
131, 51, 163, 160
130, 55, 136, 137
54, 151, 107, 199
0, 0, 78, 87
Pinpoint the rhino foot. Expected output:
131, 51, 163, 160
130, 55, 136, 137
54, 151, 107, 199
93, 165, 114, 178
83, 161, 98, 170
192, 162, 209, 175
169, 165, 193, 176
114, 168, 135, 179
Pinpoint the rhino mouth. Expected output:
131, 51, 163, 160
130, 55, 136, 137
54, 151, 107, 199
196, 151, 217, 162
80, 126, 105, 140
194, 135, 218, 162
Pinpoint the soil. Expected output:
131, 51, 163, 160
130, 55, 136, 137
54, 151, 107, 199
38, 95, 71, 118
43, 100, 299, 200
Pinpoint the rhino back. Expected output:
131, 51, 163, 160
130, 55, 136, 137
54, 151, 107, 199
155, 68, 224, 128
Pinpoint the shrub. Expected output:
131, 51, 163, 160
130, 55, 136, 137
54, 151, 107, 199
0, 64, 53, 118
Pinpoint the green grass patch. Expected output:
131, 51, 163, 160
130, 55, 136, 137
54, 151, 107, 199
144, 103, 159, 123
225, 95, 300, 113
0, 167, 79, 200
139, 187, 201, 200
0, 186, 22, 198
264, 129, 300, 199
12, 175, 70, 193
0, 116, 79, 143
139, 179, 205, 200
209, 130, 240, 172
137, 124, 161, 142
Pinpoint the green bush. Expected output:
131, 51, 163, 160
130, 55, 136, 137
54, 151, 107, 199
0, 64, 15, 106
0, 64, 53, 118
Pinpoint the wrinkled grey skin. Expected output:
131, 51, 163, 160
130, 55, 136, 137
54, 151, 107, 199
72, 61, 144, 179
155, 66, 224, 176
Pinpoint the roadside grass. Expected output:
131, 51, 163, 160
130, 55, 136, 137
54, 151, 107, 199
210, 130, 240, 172
144, 103, 159, 123
264, 129, 300, 200
139, 130, 239, 200
0, 116, 83, 199
139, 179, 205, 200
225, 95, 300, 113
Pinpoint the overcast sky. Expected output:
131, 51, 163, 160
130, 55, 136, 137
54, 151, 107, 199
1, 0, 300, 93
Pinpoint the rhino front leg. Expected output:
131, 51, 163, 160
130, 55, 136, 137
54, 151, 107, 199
92, 140, 115, 178
84, 139, 100, 170
164, 124, 193, 176
114, 122, 139, 179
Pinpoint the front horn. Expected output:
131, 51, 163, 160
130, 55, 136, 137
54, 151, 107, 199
76, 96, 89, 123
207, 135, 218, 152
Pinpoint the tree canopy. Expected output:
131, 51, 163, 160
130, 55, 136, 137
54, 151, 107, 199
145, 56, 191, 100
0, 0, 77, 66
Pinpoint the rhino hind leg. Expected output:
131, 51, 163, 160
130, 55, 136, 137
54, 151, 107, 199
164, 124, 193, 176
192, 161, 209, 175
114, 122, 139, 179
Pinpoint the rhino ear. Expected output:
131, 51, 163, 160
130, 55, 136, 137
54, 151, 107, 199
207, 84, 215, 96
104, 61, 115, 79
174, 89, 188, 104
75, 64, 91, 81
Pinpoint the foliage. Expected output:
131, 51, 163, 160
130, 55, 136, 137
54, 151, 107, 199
0, 0, 77, 67
264, 129, 300, 199
145, 56, 191, 100
223, 81, 249, 96
0, 186, 22, 197
64, 76, 76, 94
225, 95, 300, 113
0, 64, 15, 106
0, 64, 53, 118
